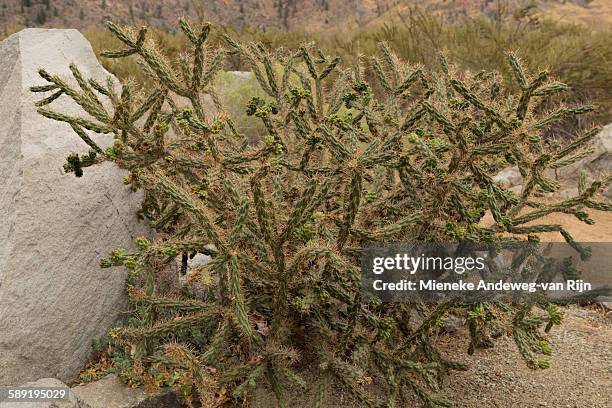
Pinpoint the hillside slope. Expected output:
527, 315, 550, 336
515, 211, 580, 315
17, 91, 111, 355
0, 0, 400, 31
1, 0, 611, 34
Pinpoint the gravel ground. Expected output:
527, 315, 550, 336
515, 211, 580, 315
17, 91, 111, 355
249, 306, 611, 407
439, 305, 612, 408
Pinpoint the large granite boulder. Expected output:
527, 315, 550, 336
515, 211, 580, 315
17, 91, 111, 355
0, 29, 150, 384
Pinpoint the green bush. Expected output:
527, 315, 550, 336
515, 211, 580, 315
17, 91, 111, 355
33, 19, 611, 407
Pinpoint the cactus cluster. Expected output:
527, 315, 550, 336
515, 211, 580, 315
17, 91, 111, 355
32, 20, 611, 407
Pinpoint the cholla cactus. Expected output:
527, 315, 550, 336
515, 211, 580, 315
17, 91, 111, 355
33, 20, 611, 407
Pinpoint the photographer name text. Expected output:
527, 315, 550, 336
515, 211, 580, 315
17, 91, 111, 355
372, 279, 592, 293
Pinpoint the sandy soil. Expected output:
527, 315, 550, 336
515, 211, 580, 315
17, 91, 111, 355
481, 200, 612, 243
526, 208, 612, 242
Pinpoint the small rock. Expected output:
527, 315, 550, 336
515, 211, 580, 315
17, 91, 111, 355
556, 124, 612, 181
598, 301, 612, 311
189, 253, 212, 270
555, 124, 612, 201
443, 314, 465, 333
493, 166, 522, 188
558, 187, 578, 199
178, 252, 212, 285
71, 375, 182, 408
509, 184, 523, 194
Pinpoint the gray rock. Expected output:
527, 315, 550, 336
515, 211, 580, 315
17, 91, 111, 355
0, 378, 82, 408
493, 166, 522, 188
442, 314, 465, 333
0, 29, 150, 384
179, 252, 212, 283
509, 184, 523, 194
558, 187, 579, 200
557, 124, 612, 181
71, 375, 181, 408
0, 376, 181, 408
603, 185, 612, 201
178, 253, 211, 285
555, 125, 612, 200
188, 253, 212, 270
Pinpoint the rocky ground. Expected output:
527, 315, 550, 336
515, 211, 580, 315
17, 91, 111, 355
440, 305, 611, 408
247, 305, 611, 408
